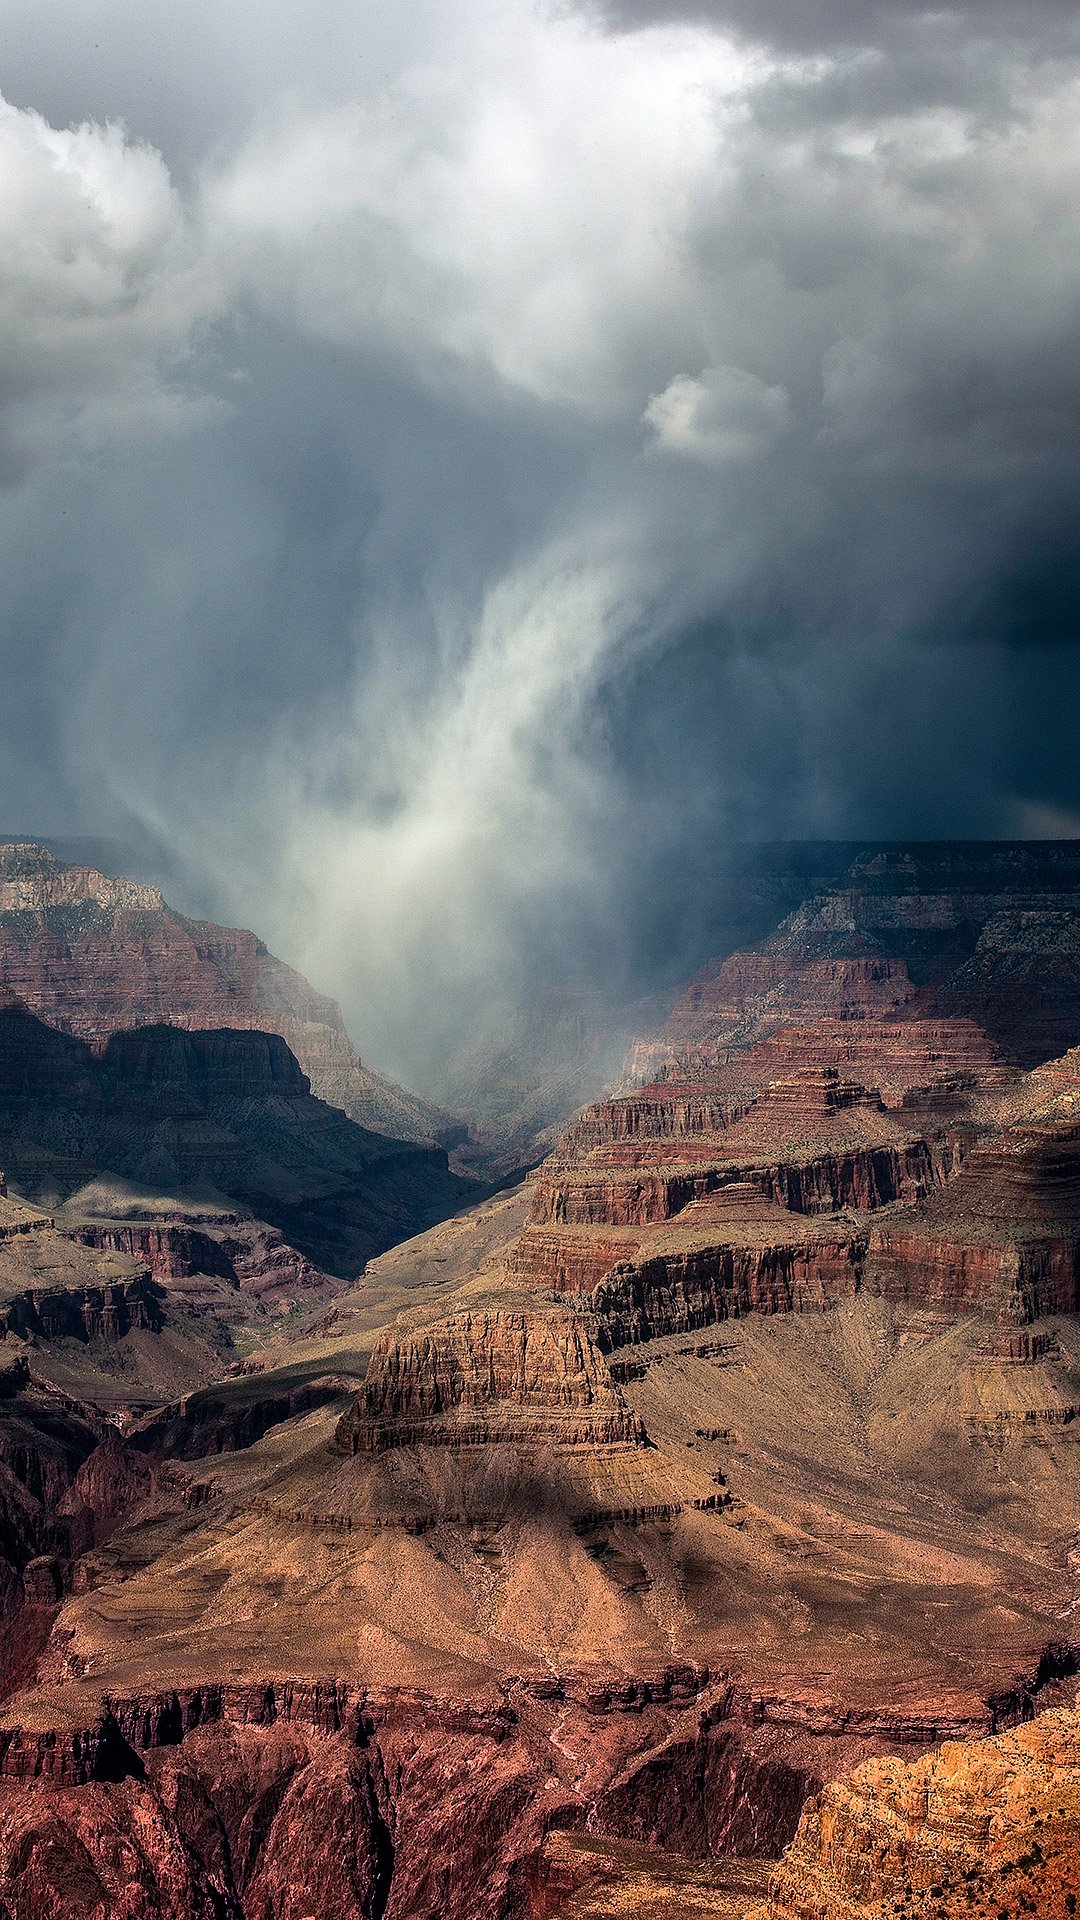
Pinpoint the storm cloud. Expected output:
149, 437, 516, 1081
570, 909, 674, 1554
1, 0, 1079, 1084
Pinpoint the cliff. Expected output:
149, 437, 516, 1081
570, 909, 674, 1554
627, 957, 920, 1084
0, 842, 460, 1148
336, 1306, 647, 1452
0, 1181, 164, 1344
864, 1086, 1080, 1321
0, 1365, 162, 1694
0, 1671, 1009, 1920
512, 1016, 986, 1320
755, 1702, 1080, 1919
70, 1212, 335, 1311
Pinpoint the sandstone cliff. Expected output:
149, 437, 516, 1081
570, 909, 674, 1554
0, 842, 460, 1148
754, 1702, 1080, 1919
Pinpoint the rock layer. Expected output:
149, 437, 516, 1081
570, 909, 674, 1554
755, 1703, 1080, 1919
0, 841, 459, 1147
337, 1307, 647, 1452
0, 1673, 997, 1920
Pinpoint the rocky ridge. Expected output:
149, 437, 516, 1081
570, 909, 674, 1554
0, 1004, 472, 1280
0, 842, 460, 1148
751, 1702, 1080, 1919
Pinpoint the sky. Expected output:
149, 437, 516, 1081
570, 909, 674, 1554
2, 0, 1080, 1084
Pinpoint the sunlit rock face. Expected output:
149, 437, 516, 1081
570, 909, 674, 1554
753, 1706, 1080, 1920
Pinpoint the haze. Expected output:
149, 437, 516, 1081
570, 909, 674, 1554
2, 0, 1080, 1085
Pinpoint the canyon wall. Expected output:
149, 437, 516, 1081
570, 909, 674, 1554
756, 1702, 1080, 1920
337, 1307, 647, 1452
0, 842, 458, 1147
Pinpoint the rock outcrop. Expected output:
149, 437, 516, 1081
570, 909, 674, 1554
0, 1273, 163, 1345
0, 841, 460, 1147
133, 1374, 358, 1459
337, 1307, 647, 1452
0, 1180, 166, 1347
509, 961, 1080, 1352
0, 1367, 161, 1695
755, 1703, 1080, 1919
627, 957, 921, 1084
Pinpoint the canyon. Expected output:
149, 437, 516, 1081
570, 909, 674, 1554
0, 1002, 471, 1283
0, 843, 1079, 1913
0, 843, 460, 1150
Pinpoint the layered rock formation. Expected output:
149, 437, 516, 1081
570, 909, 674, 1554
338, 1306, 647, 1453
0, 1005, 472, 1279
754, 1703, 1080, 1919
0, 1180, 147, 1312
70, 1210, 333, 1313
0, 1671, 1014, 1920
0, 845, 1078, 1916
512, 1018, 994, 1341
865, 1120, 1080, 1321
0, 1178, 178, 1358
632, 841, 1080, 1081
0, 842, 460, 1147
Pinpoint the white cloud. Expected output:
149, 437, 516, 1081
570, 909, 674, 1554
200, 8, 763, 416
644, 364, 790, 464
0, 94, 214, 478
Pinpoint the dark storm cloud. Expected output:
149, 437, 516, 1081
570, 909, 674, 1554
580, 0, 1080, 55
1, 0, 1080, 1083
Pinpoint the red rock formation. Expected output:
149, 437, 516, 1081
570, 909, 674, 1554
515, 1033, 979, 1316
0, 1273, 163, 1344
70, 1216, 335, 1310
627, 958, 919, 1083
865, 1113, 1080, 1322
631, 841, 1080, 1084
501, 979, 1080, 1381
0, 1672, 1003, 1920
337, 1307, 647, 1452
756, 1703, 1080, 1919
584, 1214, 864, 1350
0, 842, 458, 1147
